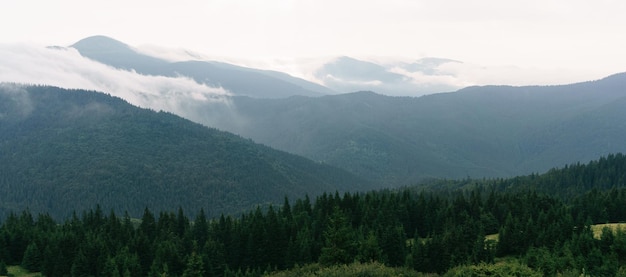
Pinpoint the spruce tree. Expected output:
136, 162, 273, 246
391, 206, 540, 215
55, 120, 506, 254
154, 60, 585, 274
102, 257, 121, 277
0, 260, 7, 276
318, 206, 356, 266
182, 252, 205, 277
71, 249, 91, 277
21, 242, 41, 272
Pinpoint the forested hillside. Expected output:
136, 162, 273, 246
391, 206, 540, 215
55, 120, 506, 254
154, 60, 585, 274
1, 154, 626, 276
0, 85, 370, 219
208, 73, 626, 185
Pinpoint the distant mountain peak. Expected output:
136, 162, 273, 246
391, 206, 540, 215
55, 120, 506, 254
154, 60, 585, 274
71, 35, 134, 54
71, 36, 168, 72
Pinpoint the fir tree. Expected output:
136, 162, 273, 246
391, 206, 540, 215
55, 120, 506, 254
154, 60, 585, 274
21, 242, 41, 272
318, 206, 357, 266
182, 252, 205, 277
0, 260, 7, 276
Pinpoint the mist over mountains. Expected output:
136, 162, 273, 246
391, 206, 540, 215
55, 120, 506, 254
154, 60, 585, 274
68, 36, 473, 97
70, 37, 626, 184
1, 35, 626, 215
213, 74, 626, 184
71, 36, 334, 98
314, 56, 464, 95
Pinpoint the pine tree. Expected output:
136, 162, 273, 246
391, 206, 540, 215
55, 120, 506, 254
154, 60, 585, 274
115, 246, 142, 277
0, 260, 7, 276
71, 249, 91, 277
182, 252, 205, 277
379, 224, 407, 266
357, 231, 382, 263
102, 257, 121, 277
203, 239, 226, 276
148, 261, 169, 277
318, 206, 356, 266
176, 207, 189, 237
292, 227, 314, 265
140, 208, 157, 241
192, 209, 209, 247
21, 242, 42, 272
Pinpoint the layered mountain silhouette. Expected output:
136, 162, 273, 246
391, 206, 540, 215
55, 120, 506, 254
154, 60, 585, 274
0, 85, 370, 219
313, 56, 462, 95
202, 73, 626, 185
36, 37, 626, 186
71, 36, 334, 98
70, 36, 464, 97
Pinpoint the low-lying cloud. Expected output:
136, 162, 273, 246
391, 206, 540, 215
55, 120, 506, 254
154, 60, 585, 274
315, 56, 611, 96
133, 44, 609, 97
0, 43, 231, 122
434, 62, 599, 87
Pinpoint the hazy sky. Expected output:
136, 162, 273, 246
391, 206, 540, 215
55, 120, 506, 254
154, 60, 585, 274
2, 0, 625, 83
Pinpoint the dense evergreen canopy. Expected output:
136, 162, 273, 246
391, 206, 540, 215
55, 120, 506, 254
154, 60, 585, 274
1, 153, 626, 276
0, 85, 370, 219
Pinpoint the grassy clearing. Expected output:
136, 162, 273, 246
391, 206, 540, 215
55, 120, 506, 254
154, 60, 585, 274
485, 223, 626, 242
6, 266, 41, 277
591, 223, 626, 239
485, 233, 499, 242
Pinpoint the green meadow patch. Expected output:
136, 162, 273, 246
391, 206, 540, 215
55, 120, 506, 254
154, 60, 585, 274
486, 223, 626, 242
485, 233, 499, 243
591, 223, 626, 239
6, 266, 41, 277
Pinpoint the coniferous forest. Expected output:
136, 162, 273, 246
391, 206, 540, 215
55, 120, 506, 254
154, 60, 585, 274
2, 154, 626, 276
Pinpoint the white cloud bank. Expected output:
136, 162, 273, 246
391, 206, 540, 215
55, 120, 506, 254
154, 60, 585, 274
311, 56, 615, 96
0, 43, 231, 119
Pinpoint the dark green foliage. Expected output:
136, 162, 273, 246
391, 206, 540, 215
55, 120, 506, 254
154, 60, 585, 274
356, 231, 382, 263
0, 85, 370, 220
1, 151, 626, 275
265, 262, 424, 277
0, 260, 7, 276
21, 242, 41, 272
102, 257, 121, 277
182, 252, 205, 277
443, 260, 542, 277
318, 207, 357, 266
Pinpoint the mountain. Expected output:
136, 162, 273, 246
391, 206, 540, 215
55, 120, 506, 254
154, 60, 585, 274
313, 56, 463, 95
201, 73, 626, 185
70, 36, 464, 97
71, 36, 334, 98
0, 85, 370, 219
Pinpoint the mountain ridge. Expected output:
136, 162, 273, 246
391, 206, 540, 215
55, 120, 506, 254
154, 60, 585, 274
71, 36, 333, 98
0, 84, 371, 219
202, 72, 626, 185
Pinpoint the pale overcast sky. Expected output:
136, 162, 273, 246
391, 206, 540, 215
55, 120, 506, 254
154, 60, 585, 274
2, 0, 625, 82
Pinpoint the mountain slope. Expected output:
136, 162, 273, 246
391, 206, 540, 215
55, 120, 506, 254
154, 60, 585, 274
0, 85, 370, 219
71, 36, 333, 98
203, 73, 626, 185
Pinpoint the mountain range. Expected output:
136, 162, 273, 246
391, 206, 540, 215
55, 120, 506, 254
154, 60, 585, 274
71, 36, 334, 98
70, 36, 465, 97
35, 36, 626, 185
212, 74, 626, 184
314, 56, 463, 95
1, 35, 626, 218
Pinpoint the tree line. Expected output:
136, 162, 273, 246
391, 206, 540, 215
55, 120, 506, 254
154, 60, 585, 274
1, 188, 626, 276
2, 153, 626, 276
